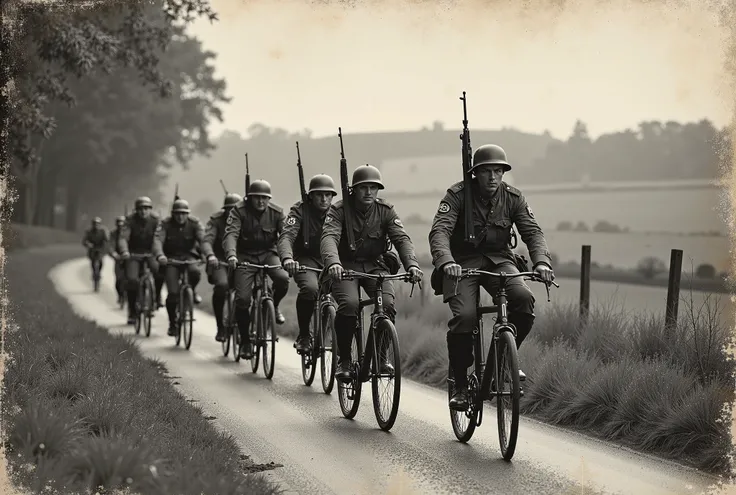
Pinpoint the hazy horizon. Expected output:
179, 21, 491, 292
185, 0, 732, 142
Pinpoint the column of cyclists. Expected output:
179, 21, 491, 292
90, 131, 557, 460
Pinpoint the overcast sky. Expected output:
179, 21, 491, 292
185, 0, 733, 141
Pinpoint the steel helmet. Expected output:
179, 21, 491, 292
308, 174, 337, 195
470, 144, 511, 173
115, 216, 126, 224
248, 179, 272, 198
171, 199, 191, 213
223, 193, 243, 208
134, 196, 153, 209
92, 217, 102, 224
351, 164, 384, 190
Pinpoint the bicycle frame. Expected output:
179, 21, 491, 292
168, 259, 201, 306
168, 259, 202, 348
297, 265, 337, 346
233, 261, 281, 378
456, 269, 558, 421
341, 270, 416, 383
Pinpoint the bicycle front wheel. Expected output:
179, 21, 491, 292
182, 287, 194, 350
261, 299, 276, 380
496, 330, 521, 461
320, 304, 337, 395
371, 319, 402, 431
143, 278, 154, 338
249, 303, 260, 373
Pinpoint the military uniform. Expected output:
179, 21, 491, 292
202, 208, 231, 333
277, 199, 330, 339
108, 221, 127, 300
320, 196, 419, 360
83, 225, 110, 259
222, 198, 290, 344
118, 211, 164, 318
153, 215, 212, 328
83, 224, 109, 283
429, 144, 552, 404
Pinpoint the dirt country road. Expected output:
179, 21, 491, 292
49, 257, 726, 495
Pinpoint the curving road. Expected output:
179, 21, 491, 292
49, 258, 725, 495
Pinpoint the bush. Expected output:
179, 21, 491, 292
636, 256, 667, 279
695, 263, 717, 279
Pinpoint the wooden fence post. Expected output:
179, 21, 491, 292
665, 249, 683, 330
580, 245, 591, 323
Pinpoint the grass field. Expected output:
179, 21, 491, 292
195, 267, 735, 476
385, 186, 730, 273
1, 238, 282, 494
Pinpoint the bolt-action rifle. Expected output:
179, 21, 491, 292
459, 92, 475, 243
244, 153, 251, 197
296, 141, 310, 249
338, 127, 356, 252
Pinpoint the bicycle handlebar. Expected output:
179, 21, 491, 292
129, 253, 153, 260
461, 269, 559, 287
340, 270, 414, 282
296, 266, 322, 274
234, 262, 281, 270
167, 259, 203, 266
458, 268, 559, 302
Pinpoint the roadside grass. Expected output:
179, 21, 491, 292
2, 222, 81, 252
197, 269, 735, 477
2, 245, 282, 495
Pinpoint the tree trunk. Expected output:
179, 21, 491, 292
65, 182, 80, 232
23, 181, 35, 225
33, 168, 57, 227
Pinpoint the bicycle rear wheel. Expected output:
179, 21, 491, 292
371, 319, 402, 432
448, 365, 478, 443
320, 304, 337, 395
338, 329, 362, 419
496, 330, 521, 461
300, 308, 317, 386
93, 260, 101, 292
222, 291, 232, 357
261, 299, 276, 380
182, 287, 194, 350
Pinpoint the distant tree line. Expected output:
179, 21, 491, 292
4, 0, 229, 231
182, 117, 728, 210
514, 119, 729, 184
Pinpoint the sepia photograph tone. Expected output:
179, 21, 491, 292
1, 0, 735, 493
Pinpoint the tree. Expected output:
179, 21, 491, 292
636, 256, 667, 279
695, 264, 717, 279
4, 0, 225, 227
527, 118, 730, 184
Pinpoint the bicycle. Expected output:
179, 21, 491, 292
88, 249, 104, 292
234, 262, 281, 380
447, 268, 558, 461
295, 266, 338, 394
336, 269, 418, 432
129, 253, 156, 338
113, 256, 126, 310
167, 259, 204, 350
217, 261, 240, 362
